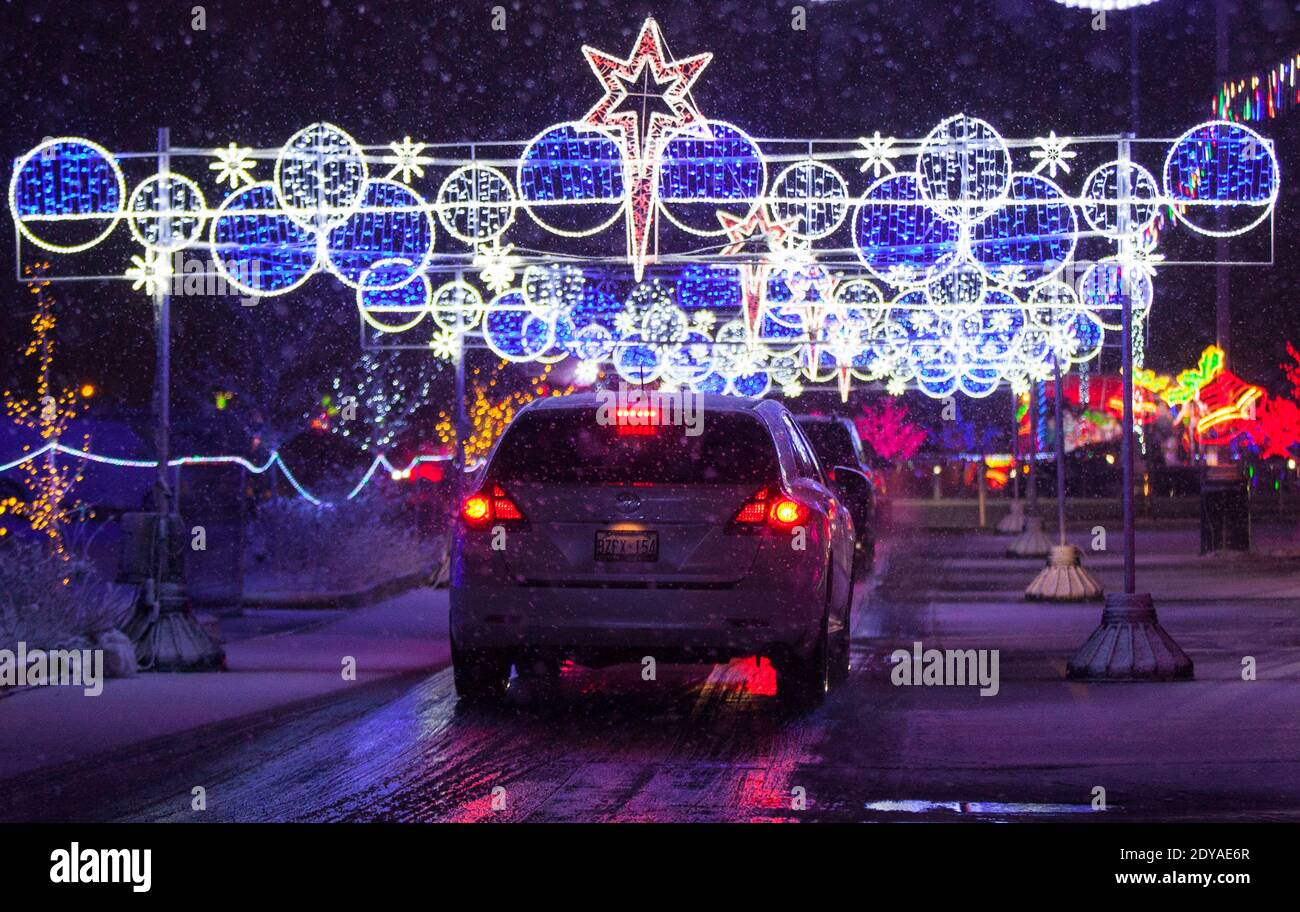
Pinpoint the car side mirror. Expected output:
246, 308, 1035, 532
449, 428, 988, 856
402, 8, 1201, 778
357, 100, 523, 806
829, 464, 870, 495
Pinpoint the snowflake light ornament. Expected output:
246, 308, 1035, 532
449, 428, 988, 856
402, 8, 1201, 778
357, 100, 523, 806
384, 136, 429, 184
474, 240, 521, 294
209, 143, 256, 189
429, 328, 459, 360
125, 249, 173, 296
855, 132, 901, 177
1029, 131, 1077, 178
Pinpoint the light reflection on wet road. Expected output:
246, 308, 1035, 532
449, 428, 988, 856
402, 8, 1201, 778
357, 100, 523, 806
9, 521, 1296, 822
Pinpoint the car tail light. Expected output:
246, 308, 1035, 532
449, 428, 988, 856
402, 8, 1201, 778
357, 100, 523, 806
732, 487, 772, 525
730, 488, 809, 531
768, 498, 806, 527
461, 484, 526, 526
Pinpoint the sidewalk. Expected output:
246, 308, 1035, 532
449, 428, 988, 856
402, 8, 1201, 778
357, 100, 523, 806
816, 515, 1300, 820
0, 587, 450, 781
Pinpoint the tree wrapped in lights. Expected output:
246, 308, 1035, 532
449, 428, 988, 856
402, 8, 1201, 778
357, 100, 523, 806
435, 362, 572, 463
313, 350, 440, 452
854, 397, 927, 462
1, 265, 92, 557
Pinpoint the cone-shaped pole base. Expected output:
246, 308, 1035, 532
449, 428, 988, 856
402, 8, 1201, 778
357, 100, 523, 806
123, 582, 226, 672
1006, 514, 1051, 558
1025, 545, 1103, 602
1067, 592, 1193, 681
996, 499, 1025, 534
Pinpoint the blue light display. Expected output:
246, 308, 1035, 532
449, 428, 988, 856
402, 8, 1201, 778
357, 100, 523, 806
854, 174, 962, 286
212, 183, 317, 296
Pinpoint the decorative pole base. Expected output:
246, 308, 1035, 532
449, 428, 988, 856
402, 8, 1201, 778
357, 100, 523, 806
996, 499, 1026, 534
1006, 514, 1051, 558
1025, 545, 1103, 602
123, 582, 226, 672
1067, 592, 1193, 681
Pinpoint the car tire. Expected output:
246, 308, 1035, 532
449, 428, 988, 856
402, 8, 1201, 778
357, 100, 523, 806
778, 611, 830, 709
451, 638, 512, 704
830, 576, 853, 685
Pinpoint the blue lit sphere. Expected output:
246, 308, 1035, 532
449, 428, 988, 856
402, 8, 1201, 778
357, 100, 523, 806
483, 293, 554, 361
854, 174, 962, 287
10, 138, 124, 253
211, 182, 318, 297
657, 121, 765, 235
518, 122, 625, 236
1163, 120, 1280, 237
968, 174, 1076, 286
326, 179, 435, 289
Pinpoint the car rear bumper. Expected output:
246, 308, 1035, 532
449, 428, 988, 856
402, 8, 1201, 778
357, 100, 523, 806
450, 581, 822, 663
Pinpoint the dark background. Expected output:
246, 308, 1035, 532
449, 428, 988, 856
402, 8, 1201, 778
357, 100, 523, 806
1, 0, 1298, 418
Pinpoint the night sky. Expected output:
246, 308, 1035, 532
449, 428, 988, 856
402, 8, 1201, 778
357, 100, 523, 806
2, 0, 1299, 421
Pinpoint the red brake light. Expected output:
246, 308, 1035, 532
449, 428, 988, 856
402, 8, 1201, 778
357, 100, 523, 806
491, 485, 524, 521
732, 487, 771, 525
462, 494, 490, 525
768, 498, 806, 527
731, 488, 809, 530
461, 484, 526, 526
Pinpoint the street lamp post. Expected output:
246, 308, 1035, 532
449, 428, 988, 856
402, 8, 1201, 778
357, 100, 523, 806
1008, 380, 1051, 557
1068, 137, 1191, 679
1025, 355, 1103, 601
122, 127, 225, 671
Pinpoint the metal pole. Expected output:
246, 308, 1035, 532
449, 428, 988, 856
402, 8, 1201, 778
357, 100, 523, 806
1011, 388, 1020, 502
154, 127, 172, 520
1214, 0, 1231, 365
1053, 355, 1068, 547
1120, 136, 1137, 595
1028, 380, 1039, 513
453, 268, 470, 511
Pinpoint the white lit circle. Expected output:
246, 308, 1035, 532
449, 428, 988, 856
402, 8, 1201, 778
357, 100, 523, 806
127, 172, 208, 253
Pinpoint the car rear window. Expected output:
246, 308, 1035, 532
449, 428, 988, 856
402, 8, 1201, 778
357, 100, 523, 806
489, 408, 779, 484
797, 420, 859, 467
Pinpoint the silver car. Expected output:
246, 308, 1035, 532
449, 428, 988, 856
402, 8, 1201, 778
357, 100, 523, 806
449, 392, 857, 706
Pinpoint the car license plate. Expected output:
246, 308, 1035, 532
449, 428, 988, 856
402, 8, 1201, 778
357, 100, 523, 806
595, 530, 658, 562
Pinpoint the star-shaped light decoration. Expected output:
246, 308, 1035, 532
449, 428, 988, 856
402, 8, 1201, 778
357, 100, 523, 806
582, 18, 712, 280
1029, 131, 1077, 178
473, 239, 521, 294
125, 249, 173, 296
209, 143, 257, 189
855, 131, 902, 177
717, 207, 799, 343
384, 136, 430, 184
429, 328, 459, 361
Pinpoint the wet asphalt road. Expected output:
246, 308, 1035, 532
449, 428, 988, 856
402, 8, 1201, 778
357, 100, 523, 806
8, 519, 1298, 822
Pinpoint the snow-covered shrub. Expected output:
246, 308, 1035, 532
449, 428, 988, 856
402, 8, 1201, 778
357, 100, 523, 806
248, 490, 434, 594
0, 536, 127, 655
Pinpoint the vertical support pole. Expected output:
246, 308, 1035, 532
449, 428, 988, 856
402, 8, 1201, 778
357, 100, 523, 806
123, 127, 224, 671
977, 459, 987, 529
1068, 134, 1191, 677
1119, 136, 1137, 595
1028, 380, 1039, 514
1053, 356, 1068, 547
453, 267, 470, 512
154, 127, 172, 523
1011, 388, 1020, 502
1215, 0, 1231, 365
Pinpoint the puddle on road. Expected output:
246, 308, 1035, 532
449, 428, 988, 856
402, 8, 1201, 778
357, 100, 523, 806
865, 799, 1105, 817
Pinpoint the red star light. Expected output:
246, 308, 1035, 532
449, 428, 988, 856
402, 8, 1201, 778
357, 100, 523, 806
582, 18, 712, 279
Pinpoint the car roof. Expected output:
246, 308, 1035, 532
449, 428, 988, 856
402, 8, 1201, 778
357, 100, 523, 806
794, 414, 854, 428
524, 391, 773, 414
